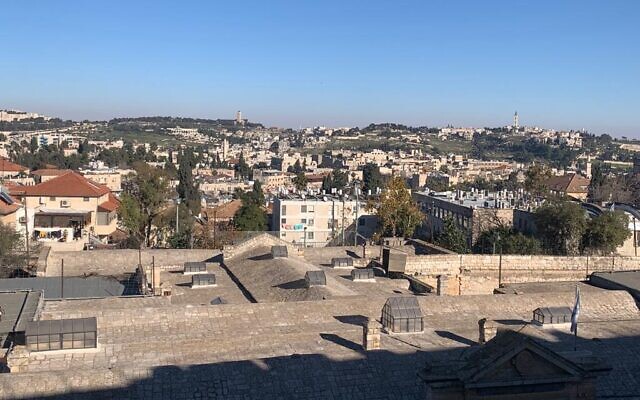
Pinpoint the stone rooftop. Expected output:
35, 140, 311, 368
2, 288, 639, 399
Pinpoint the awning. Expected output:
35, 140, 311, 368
36, 208, 91, 217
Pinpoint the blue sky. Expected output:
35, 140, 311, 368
1, 1, 639, 136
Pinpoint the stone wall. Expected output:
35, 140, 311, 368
46, 249, 220, 277
406, 254, 640, 295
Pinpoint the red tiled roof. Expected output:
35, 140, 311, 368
0, 158, 28, 173
98, 193, 120, 212
0, 188, 21, 216
206, 199, 243, 220
545, 174, 590, 194
22, 171, 111, 197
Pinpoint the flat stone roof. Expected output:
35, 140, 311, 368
2, 290, 639, 398
0, 290, 41, 348
0, 276, 125, 299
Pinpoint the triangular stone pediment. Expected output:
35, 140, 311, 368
479, 348, 573, 382
466, 340, 584, 385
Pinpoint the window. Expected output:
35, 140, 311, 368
301, 205, 307, 213
281, 205, 287, 216
307, 231, 314, 240
49, 196, 56, 201
83, 197, 90, 202
307, 205, 314, 213
301, 218, 307, 224
359, 218, 365, 226
281, 218, 287, 224
308, 219, 314, 226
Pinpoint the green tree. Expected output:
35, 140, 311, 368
534, 201, 587, 255
369, 176, 423, 237
293, 172, 308, 191
435, 218, 469, 253
235, 151, 252, 179
234, 182, 267, 231
176, 149, 201, 215
524, 164, 551, 196
321, 168, 349, 192
234, 203, 267, 231
0, 222, 25, 277
583, 211, 631, 255
474, 226, 542, 255
118, 162, 171, 247
362, 163, 383, 194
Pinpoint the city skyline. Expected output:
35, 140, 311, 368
1, 0, 639, 137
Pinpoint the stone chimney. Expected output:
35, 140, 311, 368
436, 275, 449, 296
152, 265, 161, 295
363, 318, 381, 351
478, 318, 498, 344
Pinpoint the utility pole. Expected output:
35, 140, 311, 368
213, 210, 217, 249
354, 181, 359, 246
341, 196, 346, 246
175, 198, 181, 234
304, 226, 307, 248
24, 206, 30, 271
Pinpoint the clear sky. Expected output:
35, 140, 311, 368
1, 1, 639, 137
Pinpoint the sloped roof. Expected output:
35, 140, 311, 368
21, 171, 111, 197
0, 158, 28, 173
545, 174, 590, 194
206, 199, 242, 220
0, 187, 21, 216
98, 193, 120, 212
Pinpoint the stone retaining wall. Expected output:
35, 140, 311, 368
406, 254, 640, 295
46, 249, 220, 277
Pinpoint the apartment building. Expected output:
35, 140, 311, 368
9, 171, 119, 244
272, 195, 376, 246
253, 169, 292, 190
413, 190, 520, 246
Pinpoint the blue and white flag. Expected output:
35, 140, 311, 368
570, 286, 581, 334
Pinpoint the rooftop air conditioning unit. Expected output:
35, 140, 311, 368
60, 200, 70, 208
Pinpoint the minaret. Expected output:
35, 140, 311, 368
513, 111, 519, 132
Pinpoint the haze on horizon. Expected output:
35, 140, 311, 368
1, 1, 639, 137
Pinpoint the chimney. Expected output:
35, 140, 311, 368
478, 318, 498, 344
152, 265, 161, 295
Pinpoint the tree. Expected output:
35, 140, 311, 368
369, 176, 423, 238
362, 163, 383, 194
0, 222, 25, 277
235, 151, 252, 179
176, 149, 201, 215
293, 172, 308, 191
118, 162, 171, 247
435, 218, 469, 253
583, 211, 631, 255
322, 168, 349, 192
474, 226, 542, 255
524, 164, 551, 196
234, 182, 267, 231
534, 201, 587, 255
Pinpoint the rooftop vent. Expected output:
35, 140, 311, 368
305, 270, 327, 287
271, 245, 288, 259
331, 257, 354, 268
532, 307, 572, 326
351, 268, 375, 282
191, 273, 216, 288
381, 296, 424, 334
210, 296, 227, 305
25, 317, 97, 352
183, 262, 207, 275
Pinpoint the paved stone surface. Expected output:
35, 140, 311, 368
1, 289, 638, 399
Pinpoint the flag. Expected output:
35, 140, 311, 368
570, 285, 581, 334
